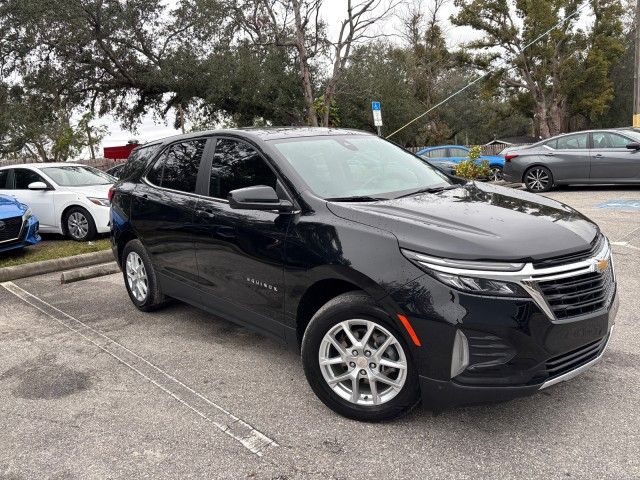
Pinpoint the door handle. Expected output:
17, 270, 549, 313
594, 154, 603, 158
545, 152, 554, 156
197, 207, 216, 217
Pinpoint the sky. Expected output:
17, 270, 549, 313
99, 0, 475, 151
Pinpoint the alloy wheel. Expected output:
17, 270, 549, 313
525, 168, 550, 191
318, 319, 408, 406
490, 167, 503, 182
68, 212, 89, 239
126, 252, 149, 302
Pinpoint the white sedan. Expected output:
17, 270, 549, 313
0, 163, 115, 241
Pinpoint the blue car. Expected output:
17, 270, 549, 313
416, 145, 505, 181
0, 194, 40, 254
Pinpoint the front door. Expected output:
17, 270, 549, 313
5, 168, 57, 229
193, 137, 291, 338
589, 131, 640, 181
130, 138, 207, 288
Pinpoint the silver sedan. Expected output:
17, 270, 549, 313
503, 128, 640, 192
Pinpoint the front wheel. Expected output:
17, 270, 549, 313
64, 207, 97, 241
301, 292, 420, 422
524, 166, 553, 192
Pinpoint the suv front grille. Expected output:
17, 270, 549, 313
533, 234, 604, 269
545, 334, 608, 379
0, 216, 23, 243
537, 263, 614, 320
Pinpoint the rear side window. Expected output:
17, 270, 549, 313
555, 134, 588, 150
147, 139, 206, 193
120, 144, 160, 181
14, 169, 47, 189
209, 139, 277, 199
0, 170, 8, 189
448, 148, 468, 157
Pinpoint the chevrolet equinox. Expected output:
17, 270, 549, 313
110, 128, 618, 421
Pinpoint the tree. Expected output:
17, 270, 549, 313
453, 0, 626, 138
236, 0, 398, 126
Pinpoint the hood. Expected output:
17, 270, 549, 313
0, 195, 26, 218
63, 184, 112, 198
327, 182, 599, 262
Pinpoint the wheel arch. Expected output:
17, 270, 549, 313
60, 203, 92, 235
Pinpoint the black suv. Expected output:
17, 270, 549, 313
110, 128, 618, 421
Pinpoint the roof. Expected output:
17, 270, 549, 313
143, 127, 373, 147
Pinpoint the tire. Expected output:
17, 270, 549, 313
122, 239, 167, 312
524, 166, 553, 192
490, 166, 504, 182
301, 291, 420, 422
63, 206, 97, 241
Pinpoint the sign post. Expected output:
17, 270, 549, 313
371, 101, 383, 136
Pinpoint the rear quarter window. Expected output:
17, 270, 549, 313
119, 144, 161, 181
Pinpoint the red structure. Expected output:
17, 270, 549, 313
103, 142, 139, 160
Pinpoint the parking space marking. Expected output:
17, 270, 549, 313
1, 281, 278, 457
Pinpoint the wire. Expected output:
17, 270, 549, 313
386, 1, 591, 139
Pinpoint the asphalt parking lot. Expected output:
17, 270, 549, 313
1, 186, 639, 480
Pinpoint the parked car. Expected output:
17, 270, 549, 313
416, 145, 505, 181
0, 164, 116, 241
503, 128, 640, 192
111, 128, 617, 421
0, 194, 40, 253
106, 163, 126, 179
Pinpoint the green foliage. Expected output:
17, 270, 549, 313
455, 158, 491, 180
468, 145, 482, 161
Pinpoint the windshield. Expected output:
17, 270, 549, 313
42, 166, 115, 186
271, 135, 451, 200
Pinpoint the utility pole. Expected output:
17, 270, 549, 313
634, 0, 640, 127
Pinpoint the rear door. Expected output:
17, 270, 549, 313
589, 131, 640, 181
193, 137, 291, 338
544, 133, 590, 182
130, 138, 208, 289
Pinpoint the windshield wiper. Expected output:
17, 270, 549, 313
395, 185, 457, 199
326, 195, 386, 202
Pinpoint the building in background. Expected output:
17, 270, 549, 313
103, 140, 139, 161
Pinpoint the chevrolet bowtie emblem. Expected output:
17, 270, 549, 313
595, 258, 609, 273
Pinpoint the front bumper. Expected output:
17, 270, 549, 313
389, 240, 618, 410
0, 216, 40, 253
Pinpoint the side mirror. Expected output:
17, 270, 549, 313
28, 181, 48, 190
626, 142, 640, 150
228, 185, 294, 212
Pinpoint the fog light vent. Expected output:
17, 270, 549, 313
451, 329, 469, 378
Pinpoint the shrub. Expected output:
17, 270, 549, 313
455, 146, 491, 180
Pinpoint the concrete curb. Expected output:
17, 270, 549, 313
0, 249, 115, 282
60, 262, 120, 284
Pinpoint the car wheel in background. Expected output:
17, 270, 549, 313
64, 206, 97, 241
301, 291, 420, 421
524, 166, 553, 192
122, 239, 167, 312
490, 166, 504, 182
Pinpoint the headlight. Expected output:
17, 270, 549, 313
87, 197, 110, 207
22, 208, 32, 221
402, 249, 528, 297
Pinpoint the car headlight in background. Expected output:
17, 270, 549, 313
401, 249, 528, 297
22, 208, 32, 221
87, 197, 111, 207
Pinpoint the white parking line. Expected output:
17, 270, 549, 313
1, 281, 278, 457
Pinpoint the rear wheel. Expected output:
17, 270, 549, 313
122, 239, 167, 311
524, 166, 553, 192
490, 166, 504, 182
301, 292, 420, 421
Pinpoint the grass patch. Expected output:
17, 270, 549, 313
0, 237, 111, 269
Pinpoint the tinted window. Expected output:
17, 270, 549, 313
0, 170, 9, 189
209, 139, 277, 199
448, 148, 469, 157
119, 144, 160, 180
592, 132, 632, 149
14, 169, 47, 189
555, 134, 588, 150
147, 139, 206, 193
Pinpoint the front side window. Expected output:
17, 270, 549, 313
555, 134, 588, 150
271, 135, 450, 199
592, 132, 632, 149
41, 166, 114, 186
14, 169, 48, 189
209, 139, 277, 199
147, 139, 206, 193
425, 148, 446, 159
